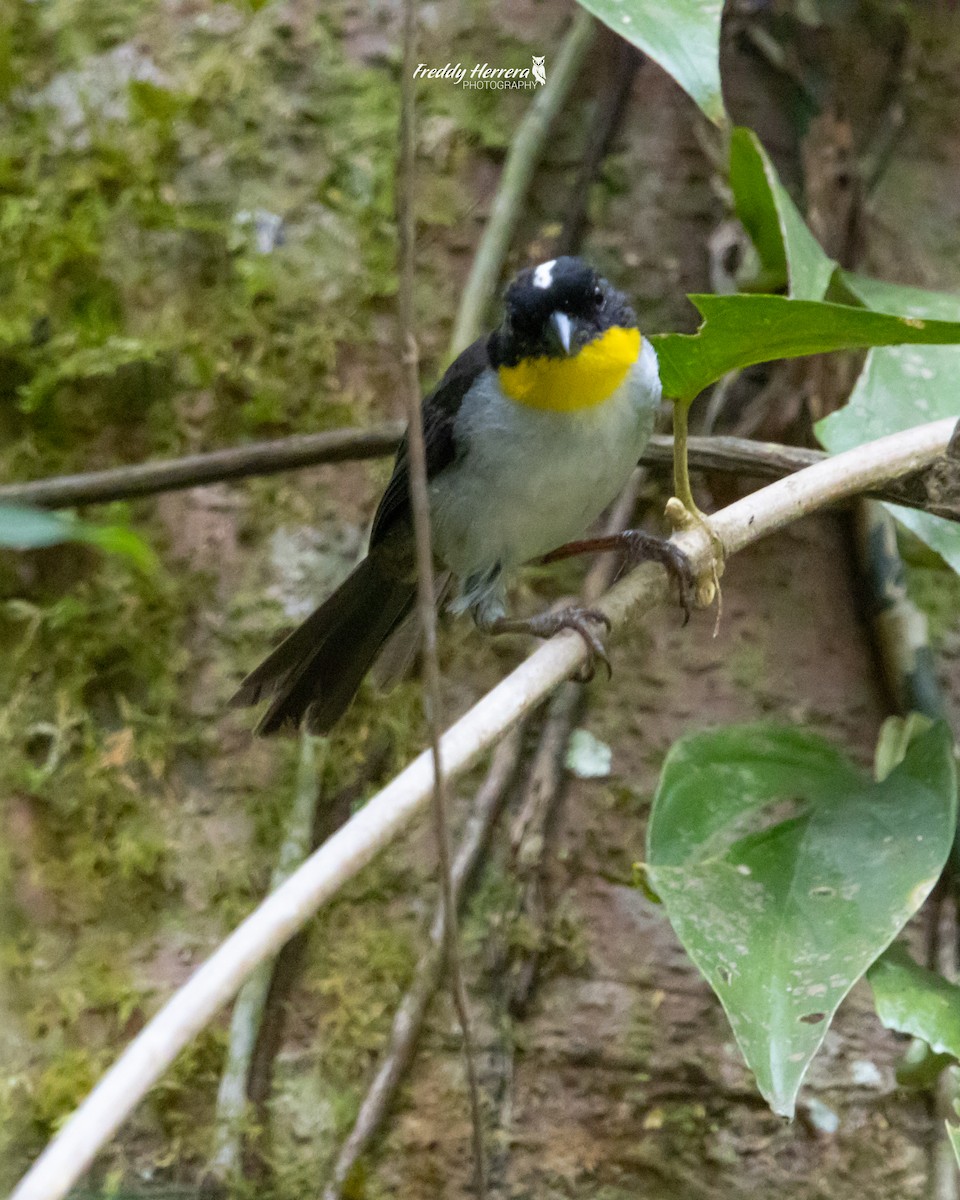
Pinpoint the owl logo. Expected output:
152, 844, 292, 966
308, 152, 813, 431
532, 55, 546, 86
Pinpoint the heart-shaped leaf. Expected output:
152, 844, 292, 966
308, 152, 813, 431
646, 721, 957, 1117
574, 0, 726, 125
729, 127, 836, 301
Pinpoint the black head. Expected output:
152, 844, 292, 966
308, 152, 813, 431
490, 257, 637, 368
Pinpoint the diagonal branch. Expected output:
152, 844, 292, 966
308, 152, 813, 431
10, 416, 958, 1200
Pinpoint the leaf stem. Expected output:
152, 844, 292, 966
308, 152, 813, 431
671, 400, 698, 515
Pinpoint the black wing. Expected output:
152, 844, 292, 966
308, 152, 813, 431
370, 334, 491, 549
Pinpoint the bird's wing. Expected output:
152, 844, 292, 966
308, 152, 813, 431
369, 334, 491, 549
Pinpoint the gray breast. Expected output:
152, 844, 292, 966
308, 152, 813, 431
430, 342, 661, 580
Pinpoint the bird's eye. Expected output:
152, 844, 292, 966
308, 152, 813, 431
592, 285, 604, 306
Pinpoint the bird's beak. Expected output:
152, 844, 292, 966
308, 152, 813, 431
550, 310, 573, 356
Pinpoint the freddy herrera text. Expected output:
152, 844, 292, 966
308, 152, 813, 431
413, 62, 540, 88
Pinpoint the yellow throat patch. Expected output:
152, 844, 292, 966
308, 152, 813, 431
498, 325, 641, 412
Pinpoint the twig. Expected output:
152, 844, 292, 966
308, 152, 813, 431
322, 729, 524, 1200
11, 417, 959, 1200
397, 1, 486, 1192
503, 683, 582, 1018
2, 432, 958, 525
207, 735, 325, 1181
448, 10, 596, 357
0, 425, 406, 508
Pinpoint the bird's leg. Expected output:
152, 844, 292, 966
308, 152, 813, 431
475, 604, 613, 683
541, 532, 696, 623
544, 404, 727, 620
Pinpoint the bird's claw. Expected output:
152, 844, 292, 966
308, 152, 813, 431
616, 530, 696, 625
527, 605, 612, 683
540, 530, 699, 625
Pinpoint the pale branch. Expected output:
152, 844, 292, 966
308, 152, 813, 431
323, 728, 524, 1200
448, 9, 596, 357
397, 1, 486, 1193
10, 416, 958, 1200
207, 734, 324, 1181
2, 431, 957, 524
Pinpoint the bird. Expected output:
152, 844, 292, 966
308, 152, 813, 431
531, 55, 546, 87
231, 256, 693, 734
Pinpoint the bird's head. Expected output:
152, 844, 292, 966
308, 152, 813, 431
492, 257, 643, 412
494, 256, 637, 366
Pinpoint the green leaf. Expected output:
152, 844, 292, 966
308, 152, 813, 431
646, 722, 957, 1117
868, 942, 960, 1060
575, 0, 726, 125
0, 505, 79, 549
128, 79, 182, 125
651, 293, 960, 402
841, 273, 960, 322
816, 274, 960, 574
0, 504, 157, 572
893, 1039, 955, 1090
729, 127, 836, 301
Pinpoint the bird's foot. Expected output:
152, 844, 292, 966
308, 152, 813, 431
663, 497, 725, 618
483, 606, 612, 682
542, 530, 697, 624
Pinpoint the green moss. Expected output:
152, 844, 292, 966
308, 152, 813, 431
147, 1025, 230, 1163
29, 1047, 106, 1138
305, 886, 420, 1079
2, 1, 401, 479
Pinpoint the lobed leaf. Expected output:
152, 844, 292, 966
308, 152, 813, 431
651, 292, 960, 403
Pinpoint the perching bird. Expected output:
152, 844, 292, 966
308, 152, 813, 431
232, 256, 692, 734
531, 55, 546, 87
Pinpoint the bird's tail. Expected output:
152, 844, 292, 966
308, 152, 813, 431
230, 554, 415, 735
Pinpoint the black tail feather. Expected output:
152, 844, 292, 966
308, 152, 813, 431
230, 554, 415, 735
